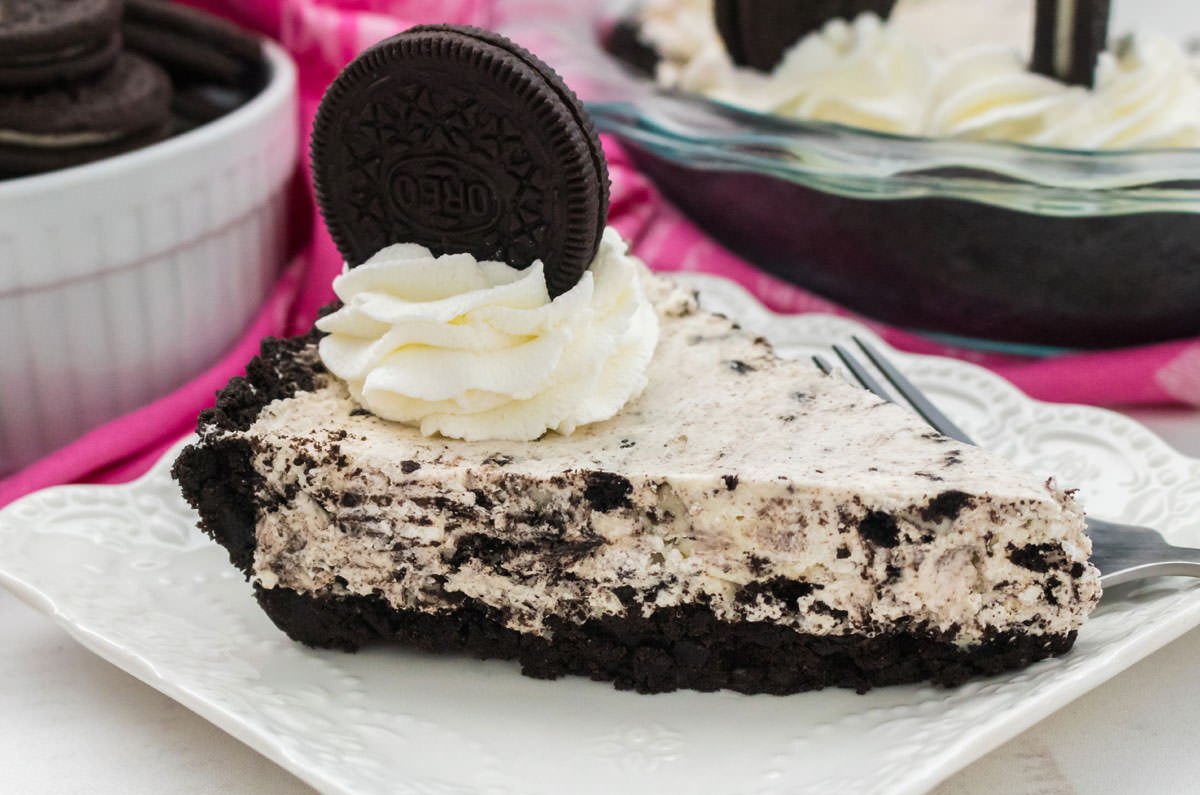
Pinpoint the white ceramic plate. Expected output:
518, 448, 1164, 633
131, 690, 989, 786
1, 274, 1198, 795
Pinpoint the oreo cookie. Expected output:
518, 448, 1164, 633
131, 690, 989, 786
311, 25, 610, 298
604, 18, 660, 78
1031, 0, 1110, 87
0, 51, 171, 177
0, 0, 123, 88
714, 0, 899, 72
122, 0, 265, 91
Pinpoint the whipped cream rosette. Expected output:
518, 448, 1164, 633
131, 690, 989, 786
317, 229, 659, 441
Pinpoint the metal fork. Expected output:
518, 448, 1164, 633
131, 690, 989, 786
814, 337, 1200, 586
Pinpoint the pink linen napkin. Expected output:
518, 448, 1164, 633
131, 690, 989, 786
1, 0, 1197, 509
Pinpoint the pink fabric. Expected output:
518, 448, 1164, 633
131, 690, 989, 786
1, 0, 1197, 508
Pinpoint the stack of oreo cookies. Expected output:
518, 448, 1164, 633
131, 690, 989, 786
123, 0, 268, 128
0, 0, 266, 180
0, 0, 168, 177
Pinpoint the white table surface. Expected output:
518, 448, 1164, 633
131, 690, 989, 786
1, 408, 1197, 794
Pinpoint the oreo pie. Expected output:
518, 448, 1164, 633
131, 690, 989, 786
175, 25, 1100, 694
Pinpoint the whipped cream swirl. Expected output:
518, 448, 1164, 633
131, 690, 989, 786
316, 229, 659, 442
928, 34, 1200, 148
669, 13, 934, 135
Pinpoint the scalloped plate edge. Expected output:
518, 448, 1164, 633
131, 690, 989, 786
0, 443, 352, 795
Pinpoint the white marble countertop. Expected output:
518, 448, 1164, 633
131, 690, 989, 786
0, 407, 1197, 794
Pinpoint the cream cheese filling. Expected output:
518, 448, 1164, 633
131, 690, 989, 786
228, 277, 1100, 644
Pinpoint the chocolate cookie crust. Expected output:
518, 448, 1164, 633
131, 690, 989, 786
172, 328, 325, 572
254, 584, 1077, 694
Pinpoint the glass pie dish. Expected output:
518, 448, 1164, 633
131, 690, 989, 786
513, 10, 1200, 350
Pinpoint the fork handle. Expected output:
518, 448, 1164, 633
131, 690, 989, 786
1088, 517, 1200, 586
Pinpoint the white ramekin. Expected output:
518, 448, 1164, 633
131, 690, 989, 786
0, 40, 298, 477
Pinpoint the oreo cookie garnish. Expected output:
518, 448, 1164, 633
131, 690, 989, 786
310, 25, 610, 298
1031, 0, 1111, 88
715, 0, 899, 72
604, 17, 661, 77
0, 0, 123, 88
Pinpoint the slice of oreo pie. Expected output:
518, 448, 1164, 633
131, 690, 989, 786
174, 21, 1101, 697
310, 25, 609, 298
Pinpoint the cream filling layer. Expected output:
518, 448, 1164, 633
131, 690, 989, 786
232, 278, 1100, 644
0, 128, 123, 148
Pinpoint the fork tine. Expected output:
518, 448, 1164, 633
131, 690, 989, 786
812, 354, 834, 375
851, 336, 976, 446
832, 344, 893, 403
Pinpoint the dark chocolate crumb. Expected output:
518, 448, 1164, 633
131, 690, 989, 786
735, 577, 819, 607
836, 546, 850, 559
449, 532, 601, 571
400, 460, 421, 474
811, 600, 849, 621
919, 490, 973, 522
619, 438, 636, 449
859, 511, 901, 548
583, 471, 633, 512
726, 359, 756, 374
745, 553, 769, 575
484, 453, 513, 467
722, 474, 739, 491
1043, 576, 1062, 606
1007, 542, 1069, 573
612, 585, 638, 608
